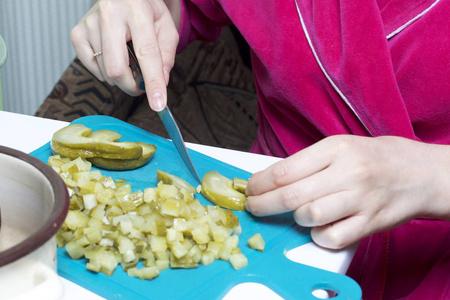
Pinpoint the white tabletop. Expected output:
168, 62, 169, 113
0, 111, 357, 299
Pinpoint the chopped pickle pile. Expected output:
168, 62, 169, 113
49, 155, 260, 280
51, 125, 156, 170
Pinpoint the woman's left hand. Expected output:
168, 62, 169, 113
245, 135, 450, 249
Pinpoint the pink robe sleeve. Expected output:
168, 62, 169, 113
177, 0, 232, 52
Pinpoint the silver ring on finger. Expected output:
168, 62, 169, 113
92, 51, 103, 58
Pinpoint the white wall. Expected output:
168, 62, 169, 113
0, 0, 92, 115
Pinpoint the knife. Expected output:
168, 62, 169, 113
127, 42, 202, 184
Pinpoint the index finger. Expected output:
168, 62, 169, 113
128, 8, 177, 111
246, 138, 334, 196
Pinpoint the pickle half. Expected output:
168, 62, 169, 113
51, 124, 143, 160
88, 142, 156, 170
201, 171, 247, 211
51, 125, 158, 170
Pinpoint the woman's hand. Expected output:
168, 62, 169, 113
246, 135, 450, 249
71, 0, 181, 111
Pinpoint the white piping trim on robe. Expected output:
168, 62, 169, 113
293, 0, 375, 136
386, 0, 441, 39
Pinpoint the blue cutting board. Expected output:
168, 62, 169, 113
31, 116, 361, 300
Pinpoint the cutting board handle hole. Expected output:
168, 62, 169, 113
311, 285, 338, 299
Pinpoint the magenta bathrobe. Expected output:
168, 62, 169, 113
178, 0, 450, 298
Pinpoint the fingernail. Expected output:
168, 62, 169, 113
245, 197, 251, 212
245, 185, 250, 196
150, 92, 165, 111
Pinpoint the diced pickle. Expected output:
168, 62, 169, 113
248, 233, 265, 252
157, 181, 179, 200
200, 251, 216, 266
157, 170, 196, 194
233, 178, 248, 194
65, 240, 85, 260
161, 197, 185, 217
221, 209, 240, 228
65, 210, 89, 230
127, 266, 160, 280
229, 253, 248, 270
171, 241, 189, 259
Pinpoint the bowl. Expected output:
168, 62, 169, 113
0, 146, 69, 299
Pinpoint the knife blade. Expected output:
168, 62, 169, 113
156, 106, 202, 184
127, 42, 202, 184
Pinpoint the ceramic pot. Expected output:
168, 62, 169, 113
0, 146, 69, 300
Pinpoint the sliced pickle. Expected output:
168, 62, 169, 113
157, 170, 197, 194
88, 142, 157, 170
89, 129, 122, 142
51, 141, 95, 159
51, 124, 143, 159
201, 171, 247, 211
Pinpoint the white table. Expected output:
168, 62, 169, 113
0, 111, 357, 299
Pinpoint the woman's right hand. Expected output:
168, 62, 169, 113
70, 0, 181, 111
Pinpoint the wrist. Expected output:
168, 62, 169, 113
422, 143, 450, 221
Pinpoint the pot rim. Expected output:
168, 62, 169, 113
0, 146, 69, 267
